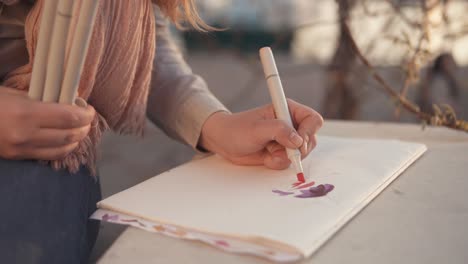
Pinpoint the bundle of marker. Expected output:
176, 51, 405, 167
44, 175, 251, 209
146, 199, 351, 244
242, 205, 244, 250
259, 47, 306, 183
29, 0, 100, 104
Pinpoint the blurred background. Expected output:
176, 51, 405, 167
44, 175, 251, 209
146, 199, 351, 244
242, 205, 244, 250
91, 0, 468, 261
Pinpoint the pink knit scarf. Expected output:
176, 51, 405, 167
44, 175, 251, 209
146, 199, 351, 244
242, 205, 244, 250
3, 0, 157, 175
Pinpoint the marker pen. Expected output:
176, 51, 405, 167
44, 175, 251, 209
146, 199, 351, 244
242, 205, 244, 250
259, 47, 305, 182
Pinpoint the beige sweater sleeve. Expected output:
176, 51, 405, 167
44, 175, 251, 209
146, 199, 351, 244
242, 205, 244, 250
146, 6, 229, 150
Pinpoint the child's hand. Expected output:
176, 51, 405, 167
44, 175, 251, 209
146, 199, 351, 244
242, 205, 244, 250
0, 87, 95, 160
199, 99, 323, 170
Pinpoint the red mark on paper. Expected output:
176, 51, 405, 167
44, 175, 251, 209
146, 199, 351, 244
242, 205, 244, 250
215, 240, 230, 247
294, 181, 316, 190
292, 182, 302, 188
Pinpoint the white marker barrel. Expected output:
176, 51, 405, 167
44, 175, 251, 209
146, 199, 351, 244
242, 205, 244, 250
28, 0, 59, 101
59, 0, 99, 104
259, 47, 304, 173
42, 0, 75, 103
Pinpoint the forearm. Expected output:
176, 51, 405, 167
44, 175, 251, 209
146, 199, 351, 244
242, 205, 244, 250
146, 6, 229, 149
147, 73, 228, 149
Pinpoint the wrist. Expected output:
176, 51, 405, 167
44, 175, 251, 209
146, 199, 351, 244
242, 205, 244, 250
199, 111, 231, 154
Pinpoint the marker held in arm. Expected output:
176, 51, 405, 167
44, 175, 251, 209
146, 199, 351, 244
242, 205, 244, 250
42, 0, 74, 103
259, 47, 305, 182
60, 0, 99, 104
29, 0, 59, 101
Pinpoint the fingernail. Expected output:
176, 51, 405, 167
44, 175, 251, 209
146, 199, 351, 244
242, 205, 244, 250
302, 141, 308, 154
303, 134, 309, 153
74, 97, 88, 108
289, 131, 303, 147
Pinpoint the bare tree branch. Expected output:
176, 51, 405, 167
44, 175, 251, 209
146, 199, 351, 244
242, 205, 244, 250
343, 22, 468, 132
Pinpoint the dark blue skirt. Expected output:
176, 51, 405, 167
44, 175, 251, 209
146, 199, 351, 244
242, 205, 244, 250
0, 158, 101, 264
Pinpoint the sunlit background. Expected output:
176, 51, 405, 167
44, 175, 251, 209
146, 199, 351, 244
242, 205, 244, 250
172, 0, 468, 120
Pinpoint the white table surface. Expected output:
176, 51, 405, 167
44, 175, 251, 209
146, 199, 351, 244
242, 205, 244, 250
97, 121, 468, 264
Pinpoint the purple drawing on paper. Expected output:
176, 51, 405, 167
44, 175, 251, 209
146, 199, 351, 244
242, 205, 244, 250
272, 181, 335, 199
102, 213, 119, 222
295, 184, 335, 198
272, 189, 295, 196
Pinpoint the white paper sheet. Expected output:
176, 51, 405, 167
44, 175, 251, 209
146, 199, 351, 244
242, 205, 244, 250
97, 136, 427, 260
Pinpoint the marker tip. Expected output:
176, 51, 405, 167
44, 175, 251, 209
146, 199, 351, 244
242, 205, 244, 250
297, 172, 305, 183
